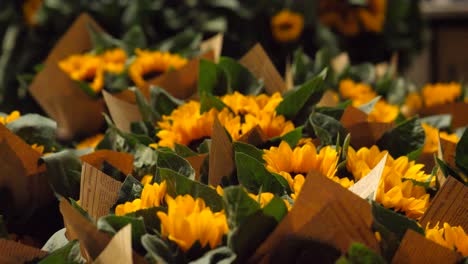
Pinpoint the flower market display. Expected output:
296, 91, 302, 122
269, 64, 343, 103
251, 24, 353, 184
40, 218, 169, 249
0, 1, 467, 264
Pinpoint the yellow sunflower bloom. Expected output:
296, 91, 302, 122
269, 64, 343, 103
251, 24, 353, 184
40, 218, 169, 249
339, 79, 376, 103
75, 134, 104, 150
422, 82, 462, 107
157, 93, 294, 148
59, 54, 105, 93
403, 92, 423, 114
426, 222, 468, 256
157, 195, 228, 251
101, 48, 128, 73
115, 181, 167, 216
271, 10, 305, 43
129, 49, 188, 88
22, 0, 43, 27
263, 141, 350, 199
367, 100, 399, 123
30, 144, 45, 155
248, 192, 291, 210
319, 0, 387, 36
0, 111, 20, 125
422, 123, 459, 154
140, 175, 154, 185
347, 145, 433, 219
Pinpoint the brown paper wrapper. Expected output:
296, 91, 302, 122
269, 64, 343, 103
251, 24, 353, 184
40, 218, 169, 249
200, 34, 223, 63
419, 102, 468, 129
391, 230, 461, 264
80, 149, 134, 175
103, 90, 142, 133
249, 171, 377, 263
59, 199, 147, 263
29, 13, 106, 140
186, 154, 208, 181
0, 124, 51, 215
208, 117, 235, 186
94, 224, 132, 264
0, 239, 47, 263
240, 44, 286, 95
237, 125, 268, 146
420, 177, 468, 231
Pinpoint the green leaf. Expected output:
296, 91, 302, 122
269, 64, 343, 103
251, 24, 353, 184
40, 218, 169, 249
377, 117, 425, 158
222, 186, 260, 229
198, 59, 228, 97
419, 114, 452, 130
338, 243, 386, 264
456, 129, 468, 174
141, 234, 175, 264
87, 24, 122, 54
97, 215, 146, 252
357, 96, 381, 115
38, 240, 84, 264
200, 94, 229, 114
276, 70, 327, 120
6, 114, 59, 152
190, 246, 237, 264
41, 150, 82, 200
155, 30, 202, 55
133, 88, 160, 123
262, 196, 288, 222
371, 202, 424, 241
270, 126, 303, 148
218, 57, 262, 95
309, 112, 347, 146
114, 175, 144, 209
232, 142, 264, 163
174, 143, 198, 158
149, 86, 184, 117
156, 149, 195, 179
234, 152, 284, 195
128, 207, 165, 234
134, 143, 158, 176
159, 168, 223, 212
122, 25, 147, 55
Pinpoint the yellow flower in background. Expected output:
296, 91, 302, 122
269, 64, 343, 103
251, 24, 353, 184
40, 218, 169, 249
426, 222, 468, 256
319, 0, 387, 36
367, 100, 399, 123
271, 10, 304, 43
157, 93, 294, 148
75, 134, 104, 150
248, 192, 291, 210
403, 92, 423, 113
422, 123, 459, 154
129, 49, 188, 88
115, 181, 167, 216
347, 145, 433, 219
422, 82, 462, 107
0, 111, 20, 125
157, 195, 228, 251
30, 144, 45, 155
23, 0, 43, 27
59, 54, 105, 93
101, 48, 128, 73
263, 141, 350, 199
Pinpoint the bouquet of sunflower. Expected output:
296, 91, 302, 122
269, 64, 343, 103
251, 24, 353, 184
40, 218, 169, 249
0, 44, 462, 263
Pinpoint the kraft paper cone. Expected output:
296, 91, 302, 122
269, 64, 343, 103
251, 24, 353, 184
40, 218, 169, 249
419, 102, 468, 129
60, 199, 148, 263
317, 90, 339, 107
250, 171, 375, 263
240, 44, 286, 94
200, 34, 223, 63
94, 224, 132, 264
186, 154, 208, 181
391, 230, 461, 264
238, 126, 268, 146
142, 51, 215, 99
29, 13, 106, 140
420, 177, 468, 231
208, 117, 234, 186
103, 90, 142, 133
0, 124, 51, 216
0, 239, 47, 264
80, 149, 134, 175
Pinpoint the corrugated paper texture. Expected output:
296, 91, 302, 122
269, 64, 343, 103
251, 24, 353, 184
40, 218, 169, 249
29, 13, 106, 140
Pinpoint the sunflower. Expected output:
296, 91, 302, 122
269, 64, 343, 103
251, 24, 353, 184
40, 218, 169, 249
421, 123, 459, 154
157, 93, 294, 148
129, 49, 188, 88
367, 100, 399, 123
22, 0, 43, 27
157, 195, 228, 251
0, 111, 20, 125
75, 134, 105, 150
422, 82, 462, 107
347, 145, 433, 219
30, 144, 45, 155
319, 0, 387, 36
101, 48, 128, 74
425, 222, 468, 256
263, 141, 351, 200
271, 10, 305, 43
115, 181, 167, 216
248, 192, 292, 210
